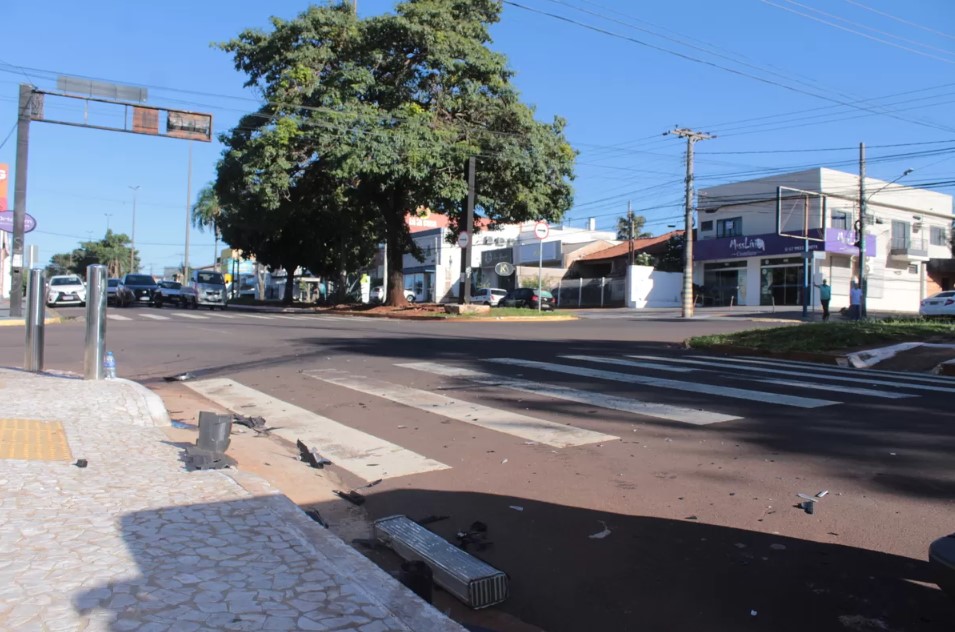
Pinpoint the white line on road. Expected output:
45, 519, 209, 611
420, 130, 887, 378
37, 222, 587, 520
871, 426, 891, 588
755, 378, 915, 399
706, 355, 955, 386
398, 361, 740, 425
560, 355, 695, 373
106, 314, 132, 321
489, 358, 839, 408
307, 371, 618, 447
184, 378, 448, 481
169, 313, 210, 320
139, 314, 170, 321
237, 313, 274, 320
636, 355, 955, 394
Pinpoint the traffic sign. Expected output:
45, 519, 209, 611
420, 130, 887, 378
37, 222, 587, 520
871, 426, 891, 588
534, 221, 549, 240
457, 232, 469, 248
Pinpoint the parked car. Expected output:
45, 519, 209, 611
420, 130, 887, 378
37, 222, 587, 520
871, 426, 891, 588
498, 288, 555, 310
470, 288, 507, 306
46, 274, 86, 307
120, 273, 159, 306
371, 286, 416, 303
151, 280, 189, 308
107, 278, 134, 307
920, 291, 955, 318
189, 270, 228, 309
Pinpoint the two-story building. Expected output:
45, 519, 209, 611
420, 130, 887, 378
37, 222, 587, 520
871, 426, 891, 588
695, 168, 953, 312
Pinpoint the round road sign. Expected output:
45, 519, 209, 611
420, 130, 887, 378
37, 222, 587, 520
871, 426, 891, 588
457, 232, 469, 248
534, 221, 549, 240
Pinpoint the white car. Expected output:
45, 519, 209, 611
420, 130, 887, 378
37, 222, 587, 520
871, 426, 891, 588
471, 288, 507, 306
920, 291, 955, 318
371, 286, 415, 303
47, 274, 87, 307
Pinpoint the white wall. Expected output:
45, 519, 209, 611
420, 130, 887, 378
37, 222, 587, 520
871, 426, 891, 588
626, 265, 682, 308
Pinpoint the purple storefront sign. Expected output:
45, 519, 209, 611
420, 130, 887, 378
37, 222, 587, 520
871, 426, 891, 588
695, 229, 876, 261
0, 210, 37, 234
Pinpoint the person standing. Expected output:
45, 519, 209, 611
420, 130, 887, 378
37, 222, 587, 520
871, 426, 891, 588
849, 281, 862, 320
816, 279, 832, 321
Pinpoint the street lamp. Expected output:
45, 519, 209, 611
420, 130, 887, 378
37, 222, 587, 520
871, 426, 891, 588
858, 167, 913, 318
129, 185, 140, 273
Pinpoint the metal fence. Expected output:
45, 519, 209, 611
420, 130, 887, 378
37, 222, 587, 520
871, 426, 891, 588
553, 277, 626, 308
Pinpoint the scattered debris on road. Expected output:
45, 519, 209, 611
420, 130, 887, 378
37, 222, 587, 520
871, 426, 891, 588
816, 490, 829, 498
182, 445, 236, 471
296, 439, 332, 468
233, 414, 268, 434
74, 459, 87, 468
163, 372, 195, 382
456, 521, 492, 552
304, 508, 328, 528
509, 505, 524, 512
334, 490, 366, 506
588, 520, 612, 539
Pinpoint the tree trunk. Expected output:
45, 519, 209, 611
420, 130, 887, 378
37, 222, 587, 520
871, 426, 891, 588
384, 192, 408, 307
283, 265, 295, 305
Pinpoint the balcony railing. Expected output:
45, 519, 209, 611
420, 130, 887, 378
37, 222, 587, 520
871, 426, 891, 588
889, 235, 929, 260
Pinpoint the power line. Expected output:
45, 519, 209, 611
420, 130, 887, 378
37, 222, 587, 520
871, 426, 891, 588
843, 0, 955, 43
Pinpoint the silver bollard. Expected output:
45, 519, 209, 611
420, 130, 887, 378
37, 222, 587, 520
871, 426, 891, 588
84, 264, 108, 380
24, 268, 46, 372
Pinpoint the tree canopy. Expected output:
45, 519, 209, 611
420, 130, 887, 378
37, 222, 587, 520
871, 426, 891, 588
216, 0, 576, 305
46, 230, 139, 278
615, 214, 651, 241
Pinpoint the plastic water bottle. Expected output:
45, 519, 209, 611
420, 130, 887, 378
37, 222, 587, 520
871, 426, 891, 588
103, 351, 117, 380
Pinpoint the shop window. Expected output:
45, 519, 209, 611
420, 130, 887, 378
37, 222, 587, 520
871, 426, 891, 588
830, 212, 848, 230
891, 221, 910, 249
716, 217, 742, 238
931, 226, 948, 246
700, 220, 713, 232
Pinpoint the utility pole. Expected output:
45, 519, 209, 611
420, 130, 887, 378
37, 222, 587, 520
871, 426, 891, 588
857, 142, 867, 319
10, 85, 33, 317
666, 127, 715, 318
627, 201, 634, 266
459, 156, 476, 305
129, 185, 139, 272
184, 142, 192, 284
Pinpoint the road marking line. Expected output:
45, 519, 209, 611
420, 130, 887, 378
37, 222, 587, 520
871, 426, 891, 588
307, 371, 617, 447
106, 314, 132, 321
489, 358, 839, 408
711, 355, 955, 384
271, 315, 307, 320
639, 355, 955, 394
139, 314, 170, 321
184, 378, 448, 481
169, 312, 210, 320
398, 361, 739, 425
755, 378, 915, 399
239, 314, 274, 320
560, 355, 694, 373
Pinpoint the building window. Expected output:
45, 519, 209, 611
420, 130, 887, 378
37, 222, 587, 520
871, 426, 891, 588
700, 220, 713, 232
930, 226, 948, 246
830, 212, 848, 230
891, 220, 910, 250
716, 217, 742, 238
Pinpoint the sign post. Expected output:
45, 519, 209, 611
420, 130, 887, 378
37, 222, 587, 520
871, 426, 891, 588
534, 221, 549, 313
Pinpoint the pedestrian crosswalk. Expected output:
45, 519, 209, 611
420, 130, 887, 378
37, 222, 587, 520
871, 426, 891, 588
105, 310, 367, 324
184, 352, 952, 485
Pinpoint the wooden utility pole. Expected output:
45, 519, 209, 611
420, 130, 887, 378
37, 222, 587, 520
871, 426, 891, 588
627, 201, 634, 266
858, 142, 867, 319
666, 127, 715, 318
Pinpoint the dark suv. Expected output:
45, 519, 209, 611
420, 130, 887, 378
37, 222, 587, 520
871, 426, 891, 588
499, 288, 555, 310
120, 273, 159, 305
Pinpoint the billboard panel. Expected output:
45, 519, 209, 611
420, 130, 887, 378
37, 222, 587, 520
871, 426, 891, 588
0, 163, 7, 211
167, 111, 213, 141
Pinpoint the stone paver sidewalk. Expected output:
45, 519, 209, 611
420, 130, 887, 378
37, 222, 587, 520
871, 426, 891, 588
0, 368, 463, 632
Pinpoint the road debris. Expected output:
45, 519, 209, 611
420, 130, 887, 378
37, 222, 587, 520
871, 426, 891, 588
170, 420, 194, 429
797, 493, 818, 503
304, 508, 328, 528
769, 543, 787, 551
501, 458, 508, 464
816, 490, 829, 498
233, 414, 268, 434
163, 372, 195, 382
74, 459, 88, 468
456, 521, 491, 552
588, 521, 611, 539
182, 446, 236, 471
416, 515, 450, 526
334, 490, 366, 506
296, 439, 332, 469
509, 505, 524, 512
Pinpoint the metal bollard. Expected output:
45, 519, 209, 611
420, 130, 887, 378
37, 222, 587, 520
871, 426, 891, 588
24, 268, 46, 372
84, 265, 108, 380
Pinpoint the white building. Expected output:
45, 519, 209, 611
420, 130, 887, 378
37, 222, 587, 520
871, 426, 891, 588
695, 168, 953, 312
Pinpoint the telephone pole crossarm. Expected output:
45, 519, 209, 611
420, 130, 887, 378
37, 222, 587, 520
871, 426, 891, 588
665, 127, 716, 319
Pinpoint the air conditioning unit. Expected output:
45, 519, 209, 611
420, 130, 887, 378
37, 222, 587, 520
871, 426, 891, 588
495, 238, 504, 246
483, 236, 492, 245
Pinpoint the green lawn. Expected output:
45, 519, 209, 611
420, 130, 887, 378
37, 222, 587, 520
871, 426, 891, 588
687, 318, 955, 353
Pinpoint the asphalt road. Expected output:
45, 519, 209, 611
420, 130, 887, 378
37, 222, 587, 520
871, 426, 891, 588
2, 305, 953, 631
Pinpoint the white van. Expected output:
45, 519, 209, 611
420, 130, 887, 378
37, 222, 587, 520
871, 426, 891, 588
471, 288, 507, 306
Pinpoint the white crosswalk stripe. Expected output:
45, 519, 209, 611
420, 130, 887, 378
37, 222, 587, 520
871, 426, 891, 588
307, 370, 617, 447
489, 357, 839, 408
184, 378, 448, 481
560, 355, 694, 373
169, 312, 209, 320
271, 315, 308, 320
139, 314, 170, 321
634, 355, 955, 394
397, 361, 740, 425
238, 313, 274, 320
712, 355, 955, 385
106, 314, 132, 321
754, 378, 914, 399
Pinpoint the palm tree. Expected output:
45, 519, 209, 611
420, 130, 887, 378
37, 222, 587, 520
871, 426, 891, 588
615, 215, 652, 241
192, 184, 223, 271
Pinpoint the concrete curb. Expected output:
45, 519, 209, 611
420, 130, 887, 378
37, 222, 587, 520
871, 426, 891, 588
115, 378, 172, 427
845, 342, 923, 369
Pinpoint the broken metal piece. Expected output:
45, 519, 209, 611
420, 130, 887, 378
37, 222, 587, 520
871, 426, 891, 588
163, 372, 195, 382
334, 490, 366, 506
74, 459, 88, 468
233, 414, 268, 433
183, 445, 237, 471
304, 508, 328, 528
296, 439, 332, 468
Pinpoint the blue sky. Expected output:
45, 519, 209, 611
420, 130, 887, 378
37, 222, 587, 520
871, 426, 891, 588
2, 0, 953, 275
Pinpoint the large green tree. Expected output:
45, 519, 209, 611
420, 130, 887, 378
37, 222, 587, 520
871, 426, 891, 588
615, 214, 651, 241
46, 230, 139, 278
218, 0, 576, 305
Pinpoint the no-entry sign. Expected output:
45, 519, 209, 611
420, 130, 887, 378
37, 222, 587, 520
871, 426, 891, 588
534, 221, 549, 240
457, 232, 469, 248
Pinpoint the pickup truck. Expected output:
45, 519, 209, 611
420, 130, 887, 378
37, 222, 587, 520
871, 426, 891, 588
187, 270, 228, 310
